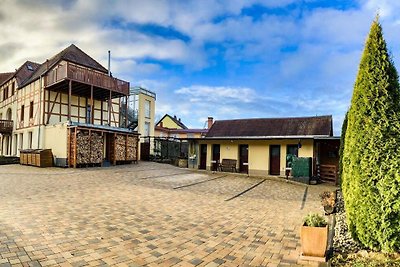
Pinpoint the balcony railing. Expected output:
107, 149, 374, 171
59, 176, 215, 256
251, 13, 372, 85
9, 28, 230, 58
45, 62, 129, 95
0, 120, 13, 134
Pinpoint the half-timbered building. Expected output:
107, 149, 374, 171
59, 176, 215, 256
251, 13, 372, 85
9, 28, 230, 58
0, 44, 139, 167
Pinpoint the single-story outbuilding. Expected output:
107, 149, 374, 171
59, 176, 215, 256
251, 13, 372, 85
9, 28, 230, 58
188, 115, 340, 184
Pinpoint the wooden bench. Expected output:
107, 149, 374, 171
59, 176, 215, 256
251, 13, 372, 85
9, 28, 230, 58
219, 159, 237, 173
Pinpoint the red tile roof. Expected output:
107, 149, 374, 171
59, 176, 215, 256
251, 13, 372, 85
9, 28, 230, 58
206, 115, 333, 138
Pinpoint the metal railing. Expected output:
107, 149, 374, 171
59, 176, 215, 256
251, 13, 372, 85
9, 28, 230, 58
0, 119, 13, 134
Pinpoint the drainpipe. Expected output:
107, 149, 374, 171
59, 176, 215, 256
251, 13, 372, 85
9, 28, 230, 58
37, 75, 43, 149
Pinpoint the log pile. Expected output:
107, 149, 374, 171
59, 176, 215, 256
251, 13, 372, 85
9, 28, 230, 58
68, 126, 139, 167
76, 130, 104, 164
90, 132, 103, 163
115, 134, 126, 161
76, 130, 90, 164
127, 136, 138, 161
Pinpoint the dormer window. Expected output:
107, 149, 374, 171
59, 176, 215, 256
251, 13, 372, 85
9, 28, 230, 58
27, 65, 34, 71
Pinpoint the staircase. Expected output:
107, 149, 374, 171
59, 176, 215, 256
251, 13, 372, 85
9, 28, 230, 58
120, 103, 138, 130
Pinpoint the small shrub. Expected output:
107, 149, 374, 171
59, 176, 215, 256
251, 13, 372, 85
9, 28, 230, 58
303, 213, 327, 227
320, 191, 335, 207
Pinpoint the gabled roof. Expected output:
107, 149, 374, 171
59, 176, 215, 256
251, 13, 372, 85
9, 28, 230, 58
15, 61, 41, 86
0, 61, 41, 87
21, 44, 108, 87
0, 72, 14, 86
206, 115, 333, 139
156, 114, 188, 129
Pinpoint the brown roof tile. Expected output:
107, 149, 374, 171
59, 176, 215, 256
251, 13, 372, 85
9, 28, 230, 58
0, 72, 14, 85
206, 115, 333, 138
0, 61, 40, 87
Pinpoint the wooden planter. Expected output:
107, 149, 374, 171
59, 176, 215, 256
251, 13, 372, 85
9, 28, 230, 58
300, 225, 328, 261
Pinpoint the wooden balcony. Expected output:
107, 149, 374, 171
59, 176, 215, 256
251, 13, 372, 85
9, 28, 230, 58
0, 120, 13, 134
44, 62, 129, 100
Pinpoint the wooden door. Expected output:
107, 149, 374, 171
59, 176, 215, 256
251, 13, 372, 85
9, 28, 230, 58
212, 144, 220, 171
199, 144, 207, 169
140, 142, 150, 161
239, 144, 249, 173
269, 145, 281, 175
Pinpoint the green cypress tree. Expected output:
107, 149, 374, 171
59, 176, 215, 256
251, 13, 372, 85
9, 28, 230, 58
338, 111, 348, 186
342, 17, 400, 252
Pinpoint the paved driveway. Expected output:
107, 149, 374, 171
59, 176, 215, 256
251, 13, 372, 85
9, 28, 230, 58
0, 162, 335, 267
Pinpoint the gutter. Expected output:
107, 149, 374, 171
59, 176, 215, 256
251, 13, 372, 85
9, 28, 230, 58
203, 135, 330, 140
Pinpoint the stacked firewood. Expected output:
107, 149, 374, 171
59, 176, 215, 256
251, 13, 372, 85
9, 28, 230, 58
76, 130, 91, 164
76, 130, 104, 164
115, 134, 126, 161
90, 132, 103, 163
127, 136, 138, 161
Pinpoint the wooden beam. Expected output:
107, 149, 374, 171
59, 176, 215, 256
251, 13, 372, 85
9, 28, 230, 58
77, 96, 80, 123
90, 85, 94, 124
46, 92, 60, 124
100, 100, 103, 125
108, 90, 111, 126
73, 127, 77, 168
125, 96, 128, 128
68, 80, 72, 122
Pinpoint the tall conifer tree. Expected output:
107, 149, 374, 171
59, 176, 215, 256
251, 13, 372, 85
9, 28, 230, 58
342, 17, 400, 252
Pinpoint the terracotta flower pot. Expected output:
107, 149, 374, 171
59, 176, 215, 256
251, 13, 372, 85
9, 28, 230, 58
300, 225, 328, 258
323, 205, 335, 215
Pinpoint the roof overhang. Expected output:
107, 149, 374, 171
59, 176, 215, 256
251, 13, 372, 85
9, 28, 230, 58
203, 135, 330, 140
68, 122, 139, 135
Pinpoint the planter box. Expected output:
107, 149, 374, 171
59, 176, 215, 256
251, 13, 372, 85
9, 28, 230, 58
177, 159, 188, 168
300, 225, 328, 260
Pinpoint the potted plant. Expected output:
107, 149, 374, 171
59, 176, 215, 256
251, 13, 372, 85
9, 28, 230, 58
320, 191, 336, 215
300, 213, 328, 260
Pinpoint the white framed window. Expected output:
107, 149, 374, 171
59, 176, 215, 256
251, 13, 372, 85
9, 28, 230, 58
28, 132, 33, 149
145, 100, 151, 118
144, 122, 150, 136
19, 133, 23, 150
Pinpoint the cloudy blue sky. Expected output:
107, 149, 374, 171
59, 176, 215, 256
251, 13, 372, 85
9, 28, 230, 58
1, 0, 400, 134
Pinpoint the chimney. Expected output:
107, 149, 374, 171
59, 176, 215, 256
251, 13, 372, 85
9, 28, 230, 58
207, 117, 214, 129
178, 118, 181, 122
174, 115, 177, 119
108, 50, 111, 76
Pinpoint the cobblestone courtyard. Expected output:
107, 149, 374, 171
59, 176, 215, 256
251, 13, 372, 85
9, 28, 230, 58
0, 162, 335, 267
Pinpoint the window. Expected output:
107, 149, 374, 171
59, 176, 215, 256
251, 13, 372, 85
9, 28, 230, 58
3, 86, 8, 100
20, 105, 25, 122
29, 101, 34, 119
11, 82, 15, 96
144, 100, 151, 118
286, 144, 299, 167
144, 122, 150, 136
28, 132, 33, 149
19, 133, 23, 150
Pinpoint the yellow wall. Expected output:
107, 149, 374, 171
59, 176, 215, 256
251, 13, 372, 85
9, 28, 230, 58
46, 90, 120, 127
197, 139, 314, 176
137, 92, 155, 137
158, 115, 182, 129
154, 129, 204, 139
44, 123, 68, 159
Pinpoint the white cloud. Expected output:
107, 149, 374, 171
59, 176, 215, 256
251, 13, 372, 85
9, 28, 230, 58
175, 85, 257, 104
